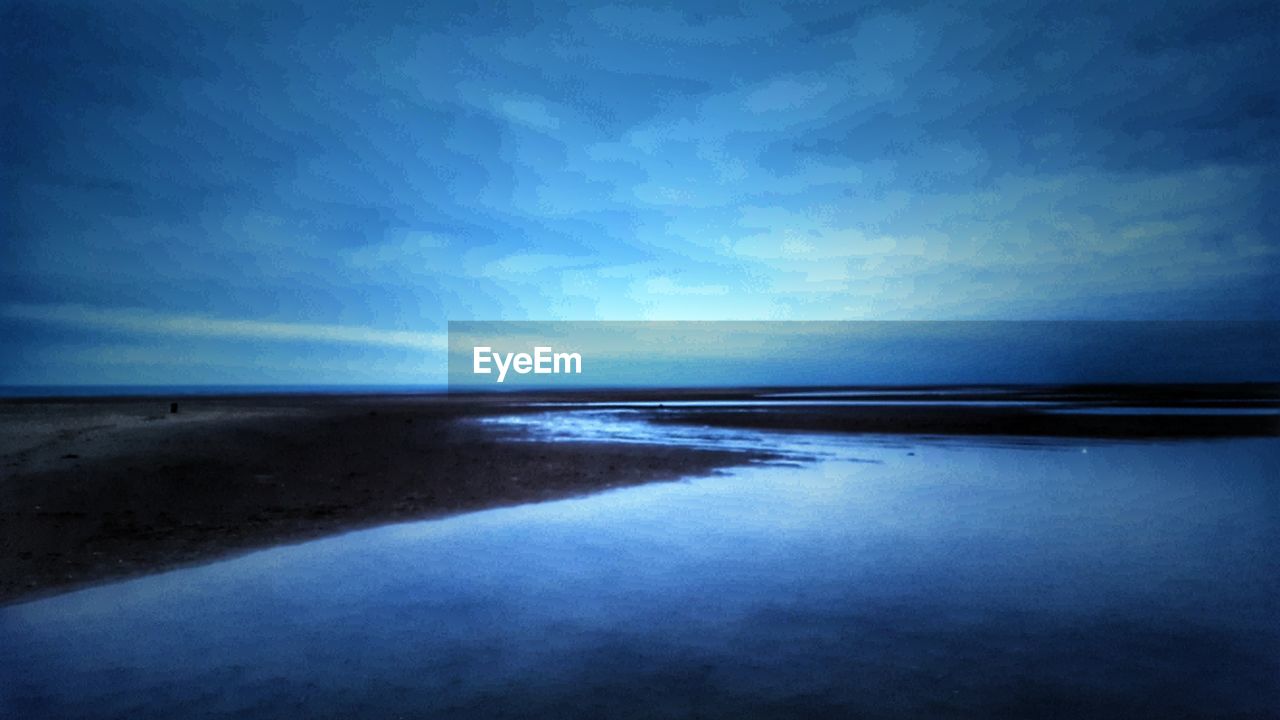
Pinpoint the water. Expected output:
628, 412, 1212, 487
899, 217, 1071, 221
524, 398, 1279, 415
529, 399, 1066, 407
1043, 406, 1280, 416
2, 413, 1277, 719
0, 385, 447, 399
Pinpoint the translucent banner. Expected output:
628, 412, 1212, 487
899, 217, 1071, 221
446, 321, 1279, 390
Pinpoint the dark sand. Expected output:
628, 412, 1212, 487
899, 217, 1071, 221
0, 394, 771, 605
2, 385, 1275, 605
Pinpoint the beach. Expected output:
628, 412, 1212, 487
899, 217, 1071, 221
3, 386, 1275, 605
0, 393, 774, 604
2, 387, 1277, 718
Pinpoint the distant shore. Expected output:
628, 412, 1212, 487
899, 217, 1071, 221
2, 385, 1276, 604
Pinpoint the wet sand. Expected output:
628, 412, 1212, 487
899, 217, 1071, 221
0, 394, 771, 604
2, 385, 1276, 605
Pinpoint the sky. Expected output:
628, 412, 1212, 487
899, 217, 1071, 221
2, 0, 1277, 385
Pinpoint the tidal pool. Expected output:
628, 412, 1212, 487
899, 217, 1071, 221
3, 415, 1277, 719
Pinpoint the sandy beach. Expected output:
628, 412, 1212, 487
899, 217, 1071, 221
3, 387, 1278, 718
3, 385, 1276, 605
0, 393, 774, 604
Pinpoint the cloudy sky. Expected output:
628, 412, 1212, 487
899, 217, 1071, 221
2, 0, 1277, 385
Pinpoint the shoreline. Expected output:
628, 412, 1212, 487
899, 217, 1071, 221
0, 396, 773, 606
3, 386, 1276, 605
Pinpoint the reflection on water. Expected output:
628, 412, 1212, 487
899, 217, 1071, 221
479, 409, 845, 457
477, 409, 1134, 455
762, 388, 1024, 398
530, 399, 1066, 407
2, 415, 1278, 719
525, 397, 1280, 415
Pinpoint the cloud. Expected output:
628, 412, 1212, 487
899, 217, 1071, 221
639, 276, 730, 296
588, 5, 790, 47
745, 79, 829, 113
494, 96, 562, 131
347, 231, 451, 271
5, 340, 446, 385
1, 304, 447, 351
481, 253, 599, 277
4, 0, 1277, 389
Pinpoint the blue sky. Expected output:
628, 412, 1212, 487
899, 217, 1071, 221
2, 0, 1277, 385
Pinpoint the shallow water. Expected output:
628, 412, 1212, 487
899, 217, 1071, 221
529, 399, 1066, 407
3, 415, 1278, 719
